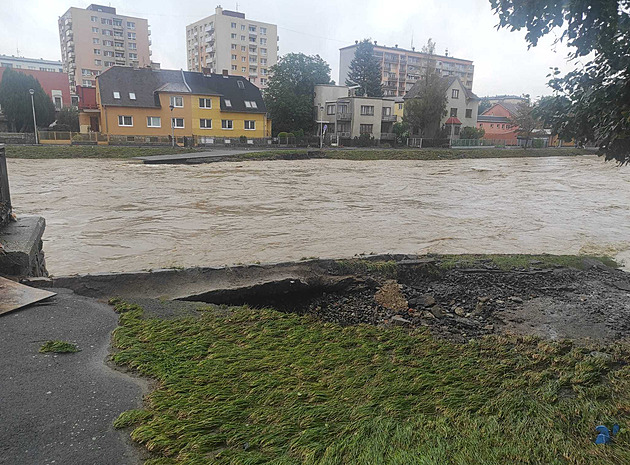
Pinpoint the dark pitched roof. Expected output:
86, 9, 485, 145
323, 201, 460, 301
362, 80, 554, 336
403, 75, 478, 101
97, 67, 267, 113
478, 115, 510, 123
496, 101, 519, 116
184, 72, 267, 113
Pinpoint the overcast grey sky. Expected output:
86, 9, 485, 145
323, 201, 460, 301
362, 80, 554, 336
0, 0, 578, 98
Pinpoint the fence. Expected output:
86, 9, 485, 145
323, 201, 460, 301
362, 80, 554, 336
0, 145, 11, 228
408, 138, 552, 148
0, 132, 35, 144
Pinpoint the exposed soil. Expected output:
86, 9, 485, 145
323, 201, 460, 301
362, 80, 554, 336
188, 258, 630, 342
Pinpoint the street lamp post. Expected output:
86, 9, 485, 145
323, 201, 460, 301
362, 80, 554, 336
29, 89, 38, 144
169, 104, 175, 147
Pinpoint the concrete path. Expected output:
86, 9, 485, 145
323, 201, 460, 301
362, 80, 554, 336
135, 148, 270, 164
0, 288, 146, 465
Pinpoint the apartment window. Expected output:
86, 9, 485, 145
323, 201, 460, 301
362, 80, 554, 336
242, 56, 246, 62
338, 104, 348, 113
231, 65, 237, 71
231, 22, 237, 28
241, 24, 246, 30
102, 29, 112, 36
244, 101, 258, 109
147, 116, 161, 127
326, 104, 335, 115
114, 41, 124, 47
452, 89, 459, 99
242, 67, 246, 72
222, 120, 233, 129
200, 119, 212, 129
82, 69, 92, 76
113, 19, 122, 27
398, 103, 403, 110
129, 53, 138, 59
249, 36, 256, 43
232, 54, 237, 60
129, 92, 136, 100
101, 18, 112, 25
241, 35, 246, 41
94, 59, 102, 66
231, 33, 237, 39
82, 79, 94, 87
170, 96, 183, 107
244, 120, 255, 130
128, 32, 136, 40
261, 48, 267, 55
224, 99, 232, 107
104, 61, 115, 66
93, 38, 100, 44
104, 51, 114, 57
118, 115, 133, 126
454, 126, 461, 135
465, 109, 472, 118
199, 98, 212, 108
231, 44, 237, 50
127, 21, 135, 29
241, 45, 246, 52
360, 124, 373, 134
260, 27, 267, 35
94, 49, 101, 55
115, 52, 125, 58
103, 40, 113, 46
171, 118, 184, 128
260, 38, 267, 45
92, 27, 99, 33
360, 105, 374, 116
91, 16, 98, 22
249, 56, 257, 63
490, 124, 494, 128
450, 108, 458, 117
128, 43, 137, 50
383, 107, 392, 116
260, 78, 267, 86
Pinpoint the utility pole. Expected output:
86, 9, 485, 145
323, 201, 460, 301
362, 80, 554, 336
29, 89, 38, 144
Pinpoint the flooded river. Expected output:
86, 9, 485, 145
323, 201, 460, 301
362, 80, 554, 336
7, 155, 630, 275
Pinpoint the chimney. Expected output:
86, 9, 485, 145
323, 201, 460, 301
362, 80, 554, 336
395, 44, 398, 48
374, 40, 377, 45
355, 40, 358, 44
445, 48, 449, 57
222, 69, 229, 78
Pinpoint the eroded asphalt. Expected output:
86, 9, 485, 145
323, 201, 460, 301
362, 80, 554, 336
0, 288, 146, 465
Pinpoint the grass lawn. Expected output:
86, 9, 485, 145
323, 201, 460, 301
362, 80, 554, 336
5, 145, 199, 159
111, 299, 630, 465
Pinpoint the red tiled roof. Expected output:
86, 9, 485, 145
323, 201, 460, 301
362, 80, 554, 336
445, 117, 461, 125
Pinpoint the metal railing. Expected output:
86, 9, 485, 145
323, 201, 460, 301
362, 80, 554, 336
0, 145, 11, 228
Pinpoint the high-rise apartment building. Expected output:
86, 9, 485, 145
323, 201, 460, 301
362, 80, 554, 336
58, 4, 152, 91
339, 42, 475, 97
186, 6, 278, 89
0, 55, 63, 73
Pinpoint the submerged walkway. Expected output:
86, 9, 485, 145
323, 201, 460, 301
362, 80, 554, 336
0, 289, 146, 465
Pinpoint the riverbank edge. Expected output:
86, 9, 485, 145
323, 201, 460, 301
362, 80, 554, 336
5, 145, 598, 161
23, 253, 618, 301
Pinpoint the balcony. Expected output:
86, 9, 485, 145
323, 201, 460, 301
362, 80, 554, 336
336, 112, 352, 121
382, 115, 397, 122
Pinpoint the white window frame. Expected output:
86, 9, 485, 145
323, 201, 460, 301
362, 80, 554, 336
224, 99, 232, 108
200, 119, 212, 129
171, 117, 184, 128
118, 115, 133, 127
147, 116, 161, 128
360, 105, 374, 116
221, 120, 233, 130
129, 92, 136, 100
199, 98, 212, 109
244, 120, 256, 130
170, 96, 183, 108
113, 91, 121, 99
452, 89, 460, 99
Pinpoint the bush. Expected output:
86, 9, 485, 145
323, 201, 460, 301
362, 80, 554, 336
354, 133, 376, 147
239, 135, 247, 143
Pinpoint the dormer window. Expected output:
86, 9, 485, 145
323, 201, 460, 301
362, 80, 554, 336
129, 92, 136, 100
237, 80, 245, 89
113, 91, 120, 99
224, 99, 232, 107
244, 100, 258, 109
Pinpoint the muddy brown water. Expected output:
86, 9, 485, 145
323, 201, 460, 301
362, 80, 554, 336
7, 155, 630, 276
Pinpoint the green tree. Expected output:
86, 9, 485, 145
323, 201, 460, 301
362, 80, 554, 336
346, 39, 383, 97
510, 101, 542, 148
392, 121, 409, 144
0, 68, 55, 132
54, 107, 79, 132
460, 126, 485, 139
264, 53, 332, 136
489, 0, 630, 163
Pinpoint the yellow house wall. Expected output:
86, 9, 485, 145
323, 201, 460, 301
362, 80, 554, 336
97, 86, 272, 138
393, 102, 404, 120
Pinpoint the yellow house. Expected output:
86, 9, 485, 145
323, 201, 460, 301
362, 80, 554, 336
391, 97, 405, 121
96, 66, 271, 142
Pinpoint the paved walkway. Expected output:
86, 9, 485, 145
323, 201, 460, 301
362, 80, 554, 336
0, 288, 146, 465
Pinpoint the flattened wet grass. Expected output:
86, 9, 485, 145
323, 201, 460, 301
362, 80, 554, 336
111, 300, 630, 464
